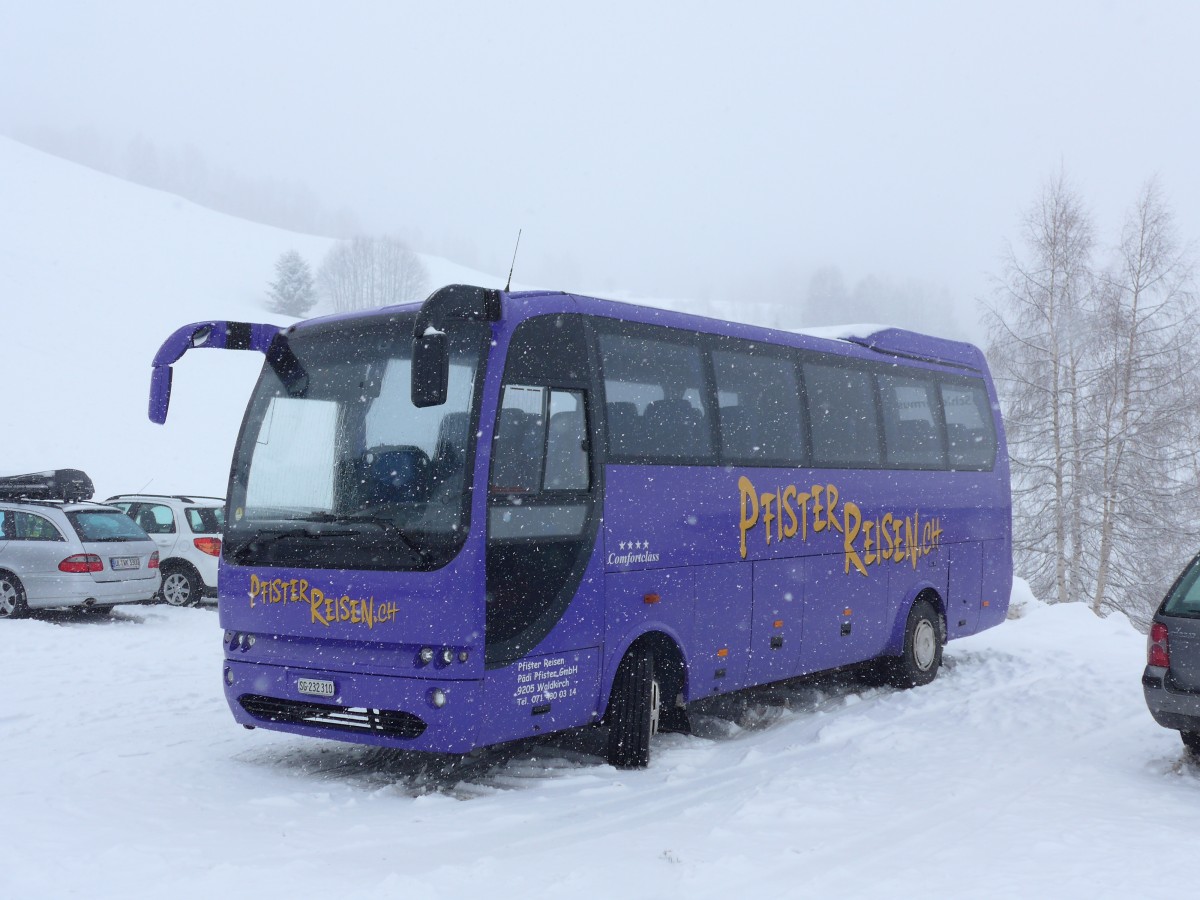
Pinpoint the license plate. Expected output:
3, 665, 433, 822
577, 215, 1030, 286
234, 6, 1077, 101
110, 556, 140, 570
297, 678, 336, 698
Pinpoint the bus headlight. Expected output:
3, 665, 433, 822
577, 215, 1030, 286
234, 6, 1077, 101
430, 688, 447, 708
440, 648, 455, 665
224, 667, 233, 685
419, 647, 434, 665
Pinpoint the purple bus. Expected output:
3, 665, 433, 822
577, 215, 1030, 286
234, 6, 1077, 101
149, 285, 1011, 768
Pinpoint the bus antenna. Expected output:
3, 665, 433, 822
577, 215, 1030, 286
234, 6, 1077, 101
504, 229, 522, 292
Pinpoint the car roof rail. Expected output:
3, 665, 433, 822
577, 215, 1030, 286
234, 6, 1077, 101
106, 493, 225, 504
0, 470, 94, 503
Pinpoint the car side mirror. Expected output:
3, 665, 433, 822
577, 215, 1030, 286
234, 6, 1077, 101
411, 331, 449, 408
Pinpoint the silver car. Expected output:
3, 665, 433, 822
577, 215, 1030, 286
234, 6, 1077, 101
1143, 553, 1200, 755
0, 472, 161, 618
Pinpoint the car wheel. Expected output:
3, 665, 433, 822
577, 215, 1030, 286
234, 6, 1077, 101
604, 646, 660, 769
887, 598, 944, 688
160, 567, 199, 607
0, 572, 29, 619
1181, 731, 1200, 757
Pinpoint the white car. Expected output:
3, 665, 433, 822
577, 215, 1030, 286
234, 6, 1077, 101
0, 471, 161, 618
106, 493, 224, 606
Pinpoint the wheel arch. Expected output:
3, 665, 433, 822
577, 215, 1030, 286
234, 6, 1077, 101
885, 585, 946, 656
600, 628, 690, 718
160, 557, 202, 582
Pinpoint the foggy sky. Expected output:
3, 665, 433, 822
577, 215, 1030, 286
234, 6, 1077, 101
3, 1, 1198, 328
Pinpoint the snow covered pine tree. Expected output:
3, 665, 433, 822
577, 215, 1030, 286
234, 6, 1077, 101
266, 249, 317, 317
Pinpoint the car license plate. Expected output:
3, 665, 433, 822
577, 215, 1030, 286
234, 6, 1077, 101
297, 678, 335, 698
110, 557, 140, 570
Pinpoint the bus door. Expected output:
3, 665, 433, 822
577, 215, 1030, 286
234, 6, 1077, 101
480, 315, 605, 745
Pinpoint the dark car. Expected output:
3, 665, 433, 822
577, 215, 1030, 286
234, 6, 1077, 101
1143, 553, 1200, 755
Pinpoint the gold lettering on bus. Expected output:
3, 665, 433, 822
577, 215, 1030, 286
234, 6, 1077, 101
737, 476, 942, 576
248, 574, 398, 630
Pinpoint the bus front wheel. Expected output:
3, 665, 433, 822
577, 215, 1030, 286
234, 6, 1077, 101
605, 647, 660, 769
887, 598, 944, 689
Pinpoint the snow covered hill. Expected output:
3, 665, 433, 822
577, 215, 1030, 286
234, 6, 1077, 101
1, 580, 1194, 899
0, 137, 499, 499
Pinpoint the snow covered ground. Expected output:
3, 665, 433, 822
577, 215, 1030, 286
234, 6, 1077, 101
2, 580, 1194, 899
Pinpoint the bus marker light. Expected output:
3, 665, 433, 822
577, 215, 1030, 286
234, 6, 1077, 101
717, 648, 729, 658
983, 600, 990, 607
224, 667, 233, 685
843, 608, 852, 616
774, 619, 784, 629
644, 593, 660, 605
430, 688, 447, 708
459, 650, 469, 663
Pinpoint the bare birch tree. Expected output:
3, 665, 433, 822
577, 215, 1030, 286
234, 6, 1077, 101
318, 236, 429, 313
985, 172, 1096, 605
1088, 180, 1200, 622
988, 173, 1200, 624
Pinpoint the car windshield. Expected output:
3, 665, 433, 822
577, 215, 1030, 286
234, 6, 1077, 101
68, 509, 151, 543
186, 507, 224, 535
226, 312, 486, 570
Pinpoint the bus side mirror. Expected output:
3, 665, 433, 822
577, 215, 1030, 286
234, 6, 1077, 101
411, 332, 449, 408
149, 365, 173, 424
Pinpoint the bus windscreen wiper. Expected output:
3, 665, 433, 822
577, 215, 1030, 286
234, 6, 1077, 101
225, 523, 359, 564
298, 512, 430, 563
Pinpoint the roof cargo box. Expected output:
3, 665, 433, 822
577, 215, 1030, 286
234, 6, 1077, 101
0, 469, 94, 502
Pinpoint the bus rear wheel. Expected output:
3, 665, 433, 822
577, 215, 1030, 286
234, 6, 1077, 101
605, 647, 659, 769
887, 598, 944, 688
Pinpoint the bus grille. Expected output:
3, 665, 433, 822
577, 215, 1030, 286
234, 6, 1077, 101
239, 695, 427, 739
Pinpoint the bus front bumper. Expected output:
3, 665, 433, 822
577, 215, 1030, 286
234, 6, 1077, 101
223, 659, 481, 753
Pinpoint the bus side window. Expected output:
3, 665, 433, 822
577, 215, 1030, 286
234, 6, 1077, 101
491, 386, 546, 493
942, 381, 996, 470
545, 391, 589, 490
598, 330, 714, 463
878, 373, 946, 469
491, 386, 590, 496
712, 346, 806, 466
804, 361, 882, 468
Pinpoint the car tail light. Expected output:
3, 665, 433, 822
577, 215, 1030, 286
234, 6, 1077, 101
194, 537, 222, 557
1149, 622, 1170, 668
149, 551, 160, 569
59, 554, 103, 573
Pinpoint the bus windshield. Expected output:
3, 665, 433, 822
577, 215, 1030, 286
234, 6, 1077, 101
225, 313, 486, 571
